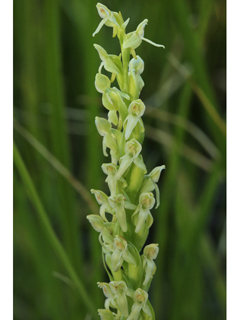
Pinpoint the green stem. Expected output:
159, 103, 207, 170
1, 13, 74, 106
122, 47, 130, 94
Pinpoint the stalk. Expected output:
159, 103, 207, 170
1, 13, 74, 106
88, 4, 165, 319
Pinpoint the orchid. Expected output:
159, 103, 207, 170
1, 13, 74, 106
88, 4, 165, 319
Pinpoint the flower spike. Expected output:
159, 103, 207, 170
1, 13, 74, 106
90, 4, 165, 319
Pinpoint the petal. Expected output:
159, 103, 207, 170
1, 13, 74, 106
115, 155, 133, 180
108, 110, 118, 126
115, 206, 128, 232
111, 249, 124, 271
94, 44, 109, 61
123, 32, 141, 50
140, 177, 155, 194
142, 303, 152, 317
133, 155, 147, 173
95, 73, 111, 93
107, 176, 117, 196
116, 292, 129, 317
135, 208, 148, 233
98, 308, 115, 320
95, 116, 111, 136
102, 93, 115, 111
123, 250, 137, 266
146, 211, 153, 229
86, 215, 105, 232
143, 259, 155, 286
124, 115, 139, 140
103, 139, 108, 157
93, 17, 108, 37
149, 165, 165, 182
154, 183, 160, 209
113, 87, 130, 100
104, 133, 118, 154
142, 37, 165, 48
105, 58, 120, 75
127, 302, 142, 320
125, 201, 136, 210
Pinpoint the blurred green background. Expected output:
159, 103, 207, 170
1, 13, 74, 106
13, 0, 226, 319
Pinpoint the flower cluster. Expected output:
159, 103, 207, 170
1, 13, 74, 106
87, 3, 165, 319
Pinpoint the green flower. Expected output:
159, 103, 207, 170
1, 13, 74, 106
132, 193, 155, 233
115, 139, 146, 180
111, 235, 137, 271
109, 281, 130, 317
140, 165, 165, 208
127, 288, 151, 320
86, 215, 113, 246
91, 189, 112, 221
95, 73, 130, 127
142, 244, 159, 287
94, 44, 122, 75
108, 194, 136, 232
102, 163, 127, 196
123, 19, 164, 58
128, 56, 145, 98
98, 282, 118, 310
123, 99, 145, 140
93, 3, 119, 37
93, 3, 130, 38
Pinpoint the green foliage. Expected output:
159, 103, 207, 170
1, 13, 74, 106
14, 0, 226, 319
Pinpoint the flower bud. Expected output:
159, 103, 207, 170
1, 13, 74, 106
129, 56, 144, 75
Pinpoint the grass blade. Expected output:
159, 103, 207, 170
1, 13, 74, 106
13, 143, 99, 320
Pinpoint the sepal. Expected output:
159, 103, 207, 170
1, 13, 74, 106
86, 215, 105, 232
95, 117, 111, 136
94, 44, 121, 75
98, 309, 117, 320
95, 73, 111, 93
